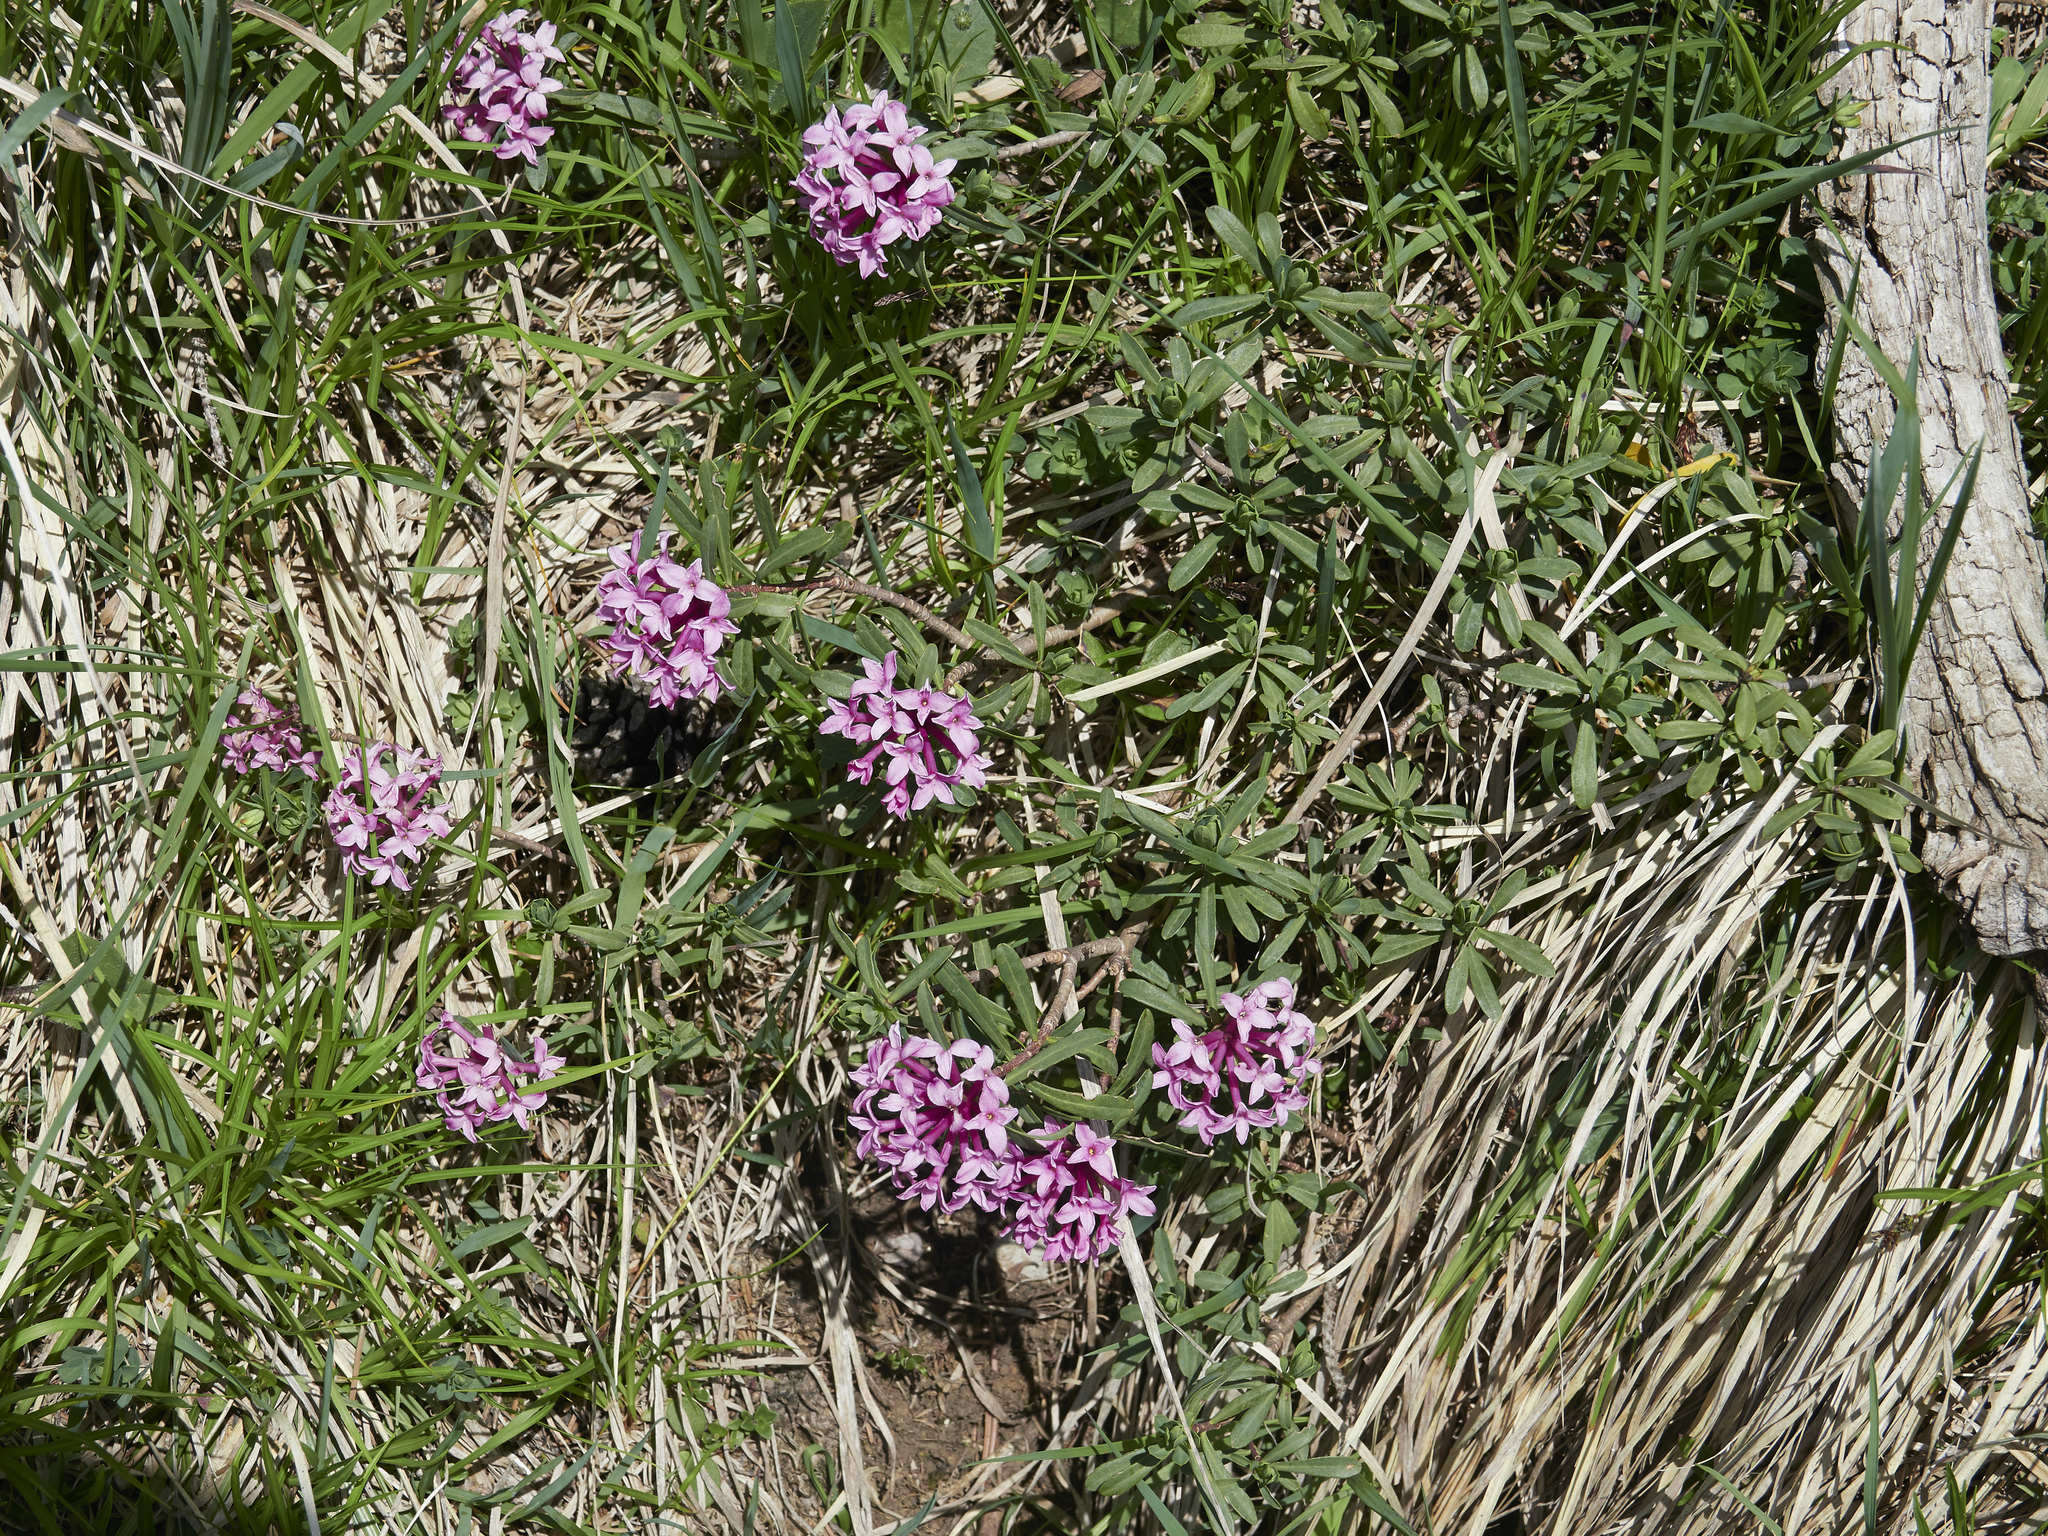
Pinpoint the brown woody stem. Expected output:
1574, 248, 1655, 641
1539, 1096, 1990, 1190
993, 129, 1088, 161
986, 923, 1149, 1076
730, 575, 979, 654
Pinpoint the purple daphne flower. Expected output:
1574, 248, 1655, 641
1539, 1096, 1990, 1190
849, 1027, 1024, 1214
221, 689, 320, 778
848, 1028, 1155, 1264
793, 90, 957, 278
1151, 976, 1322, 1146
1005, 1122, 1157, 1265
443, 9, 565, 166
417, 1009, 567, 1141
818, 652, 992, 821
322, 742, 452, 892
594, 533, 740, 709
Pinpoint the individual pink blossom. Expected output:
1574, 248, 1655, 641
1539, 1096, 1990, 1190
793, 90, 957, 277
594, 533, 740, 709
1005, 1122, 1157, 1265
323, 742, 452, 892
221, 689, 320, 778
849, 1027, 1023, 1214
444, 9, 566, 165
1151, 976, 1321, 1146
417, 1009, 567, 1140
818, 652, 993, 821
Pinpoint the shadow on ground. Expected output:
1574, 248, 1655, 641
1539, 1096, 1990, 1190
568, 677, 722, 787
756, 1172, 1071, 1523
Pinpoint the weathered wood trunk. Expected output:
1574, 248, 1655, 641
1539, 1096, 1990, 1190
1818, 0, 2048, 958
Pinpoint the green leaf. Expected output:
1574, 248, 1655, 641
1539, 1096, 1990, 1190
561, 91, 666, 127
1687, 111, 1778, 136
1361, 75, 1406, 136
1495, 0, 1531, 181
0, 89, 74, 165
1119, 974, 1198, 1020
1570, 723, 1600, 808
1085, 1454, 1147, 1495
1205, 205, 1265, 273
1479, 928, 1555, 977
1180, 18, 1251, 48
1467, 950, 1501, 1016
1733, 685, 1758, 741
1373, 931, 1440, 964
1498, 662, 1577, 695
1393, 862, 1452, 915
1267, 1457, 1363, 1478
1171, 536, 1228, 593
1221, 887, 1260, 940
1444, 945, 1472, 1012
961, 616, 1031, 665
946, 407, 997, 562
1286, 75, 1332, 140
1025, 1084, 1140, 1126
1175, 660, 1247, 713
853, 934, 888, 999
1138, 1483, 1193, 1536
931, 0, 1000, 83
1759, 796, 1817, 843
1835, 783, 1906, 820
754, 521, 856, 580
1655, 719, 1722, 743
1842, 729, 1901, 778
1122, 129, 1168, 168
933, 960, 1016, 1041
1296, 301, 1380, 366
1176, 293, 1266, 327
993, 944, 1040, 1026
772, 0, 826, 122
887, 945, 954, 1002
1007, 1029, 1115, 1083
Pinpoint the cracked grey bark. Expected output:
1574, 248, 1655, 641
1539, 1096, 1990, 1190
1818, 0, 2048, 956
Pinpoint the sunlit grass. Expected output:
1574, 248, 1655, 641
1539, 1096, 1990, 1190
0, 0, 2042, 1531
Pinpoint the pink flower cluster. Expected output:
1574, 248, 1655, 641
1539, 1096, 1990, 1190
1152, 977, 1321, 1146
1005, 1121, 1158, 1266
794, 91, 957, 277
323, 743, 452, 891
417, 1009, 566, 1141
221, 690, 319, 778
595, 534, 740, 709
444, 8, 565, 166
849, 1031, 1023, 1215
850, 1028, 1156, 1264
819, 652, 993, 820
